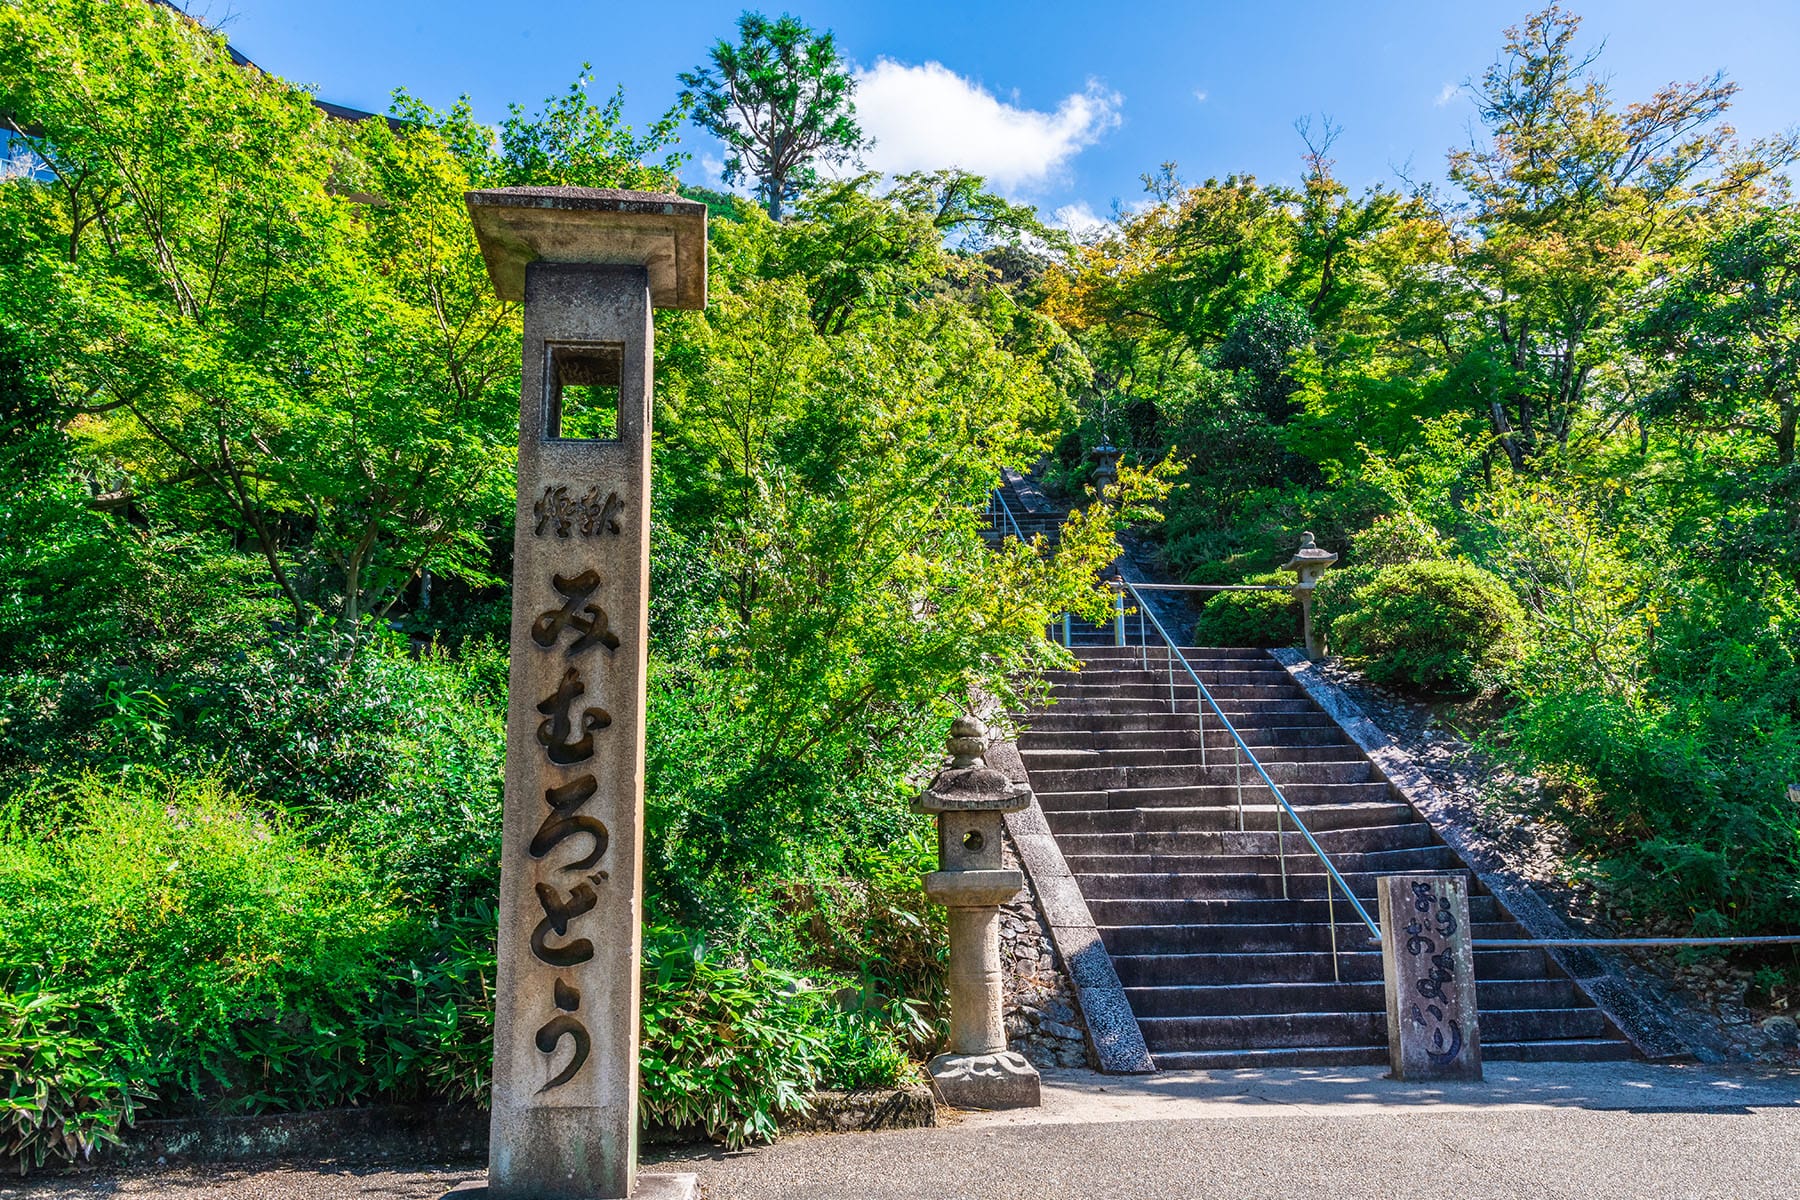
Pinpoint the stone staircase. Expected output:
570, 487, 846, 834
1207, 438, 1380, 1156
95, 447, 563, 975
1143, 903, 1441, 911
1016, 641, 1635, 1068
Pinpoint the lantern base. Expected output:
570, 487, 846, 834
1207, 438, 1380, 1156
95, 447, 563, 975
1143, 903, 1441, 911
927, 1049, 1042, 1110
447, 1174, 698, 1200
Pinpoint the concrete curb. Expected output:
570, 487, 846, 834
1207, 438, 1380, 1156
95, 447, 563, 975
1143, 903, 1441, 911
89, 1086, 937, 1170
1269, 648, 1708, 1062
987, 740, 1157, 1074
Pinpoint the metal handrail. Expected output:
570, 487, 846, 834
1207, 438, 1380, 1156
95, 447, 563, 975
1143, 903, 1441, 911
988, 488, 1029, 543
1470, 935, 1800, 949
1115, 579, 1382, 976
1126, 582, 1293, 592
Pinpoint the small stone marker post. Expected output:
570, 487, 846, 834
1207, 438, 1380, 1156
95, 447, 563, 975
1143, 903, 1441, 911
914, 717, 1042, 1109
465, 187, 706, 1200
1378, 874, 1483, 1081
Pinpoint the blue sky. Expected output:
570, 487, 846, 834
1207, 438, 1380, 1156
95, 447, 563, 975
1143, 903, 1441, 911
202, 1, 1800, 228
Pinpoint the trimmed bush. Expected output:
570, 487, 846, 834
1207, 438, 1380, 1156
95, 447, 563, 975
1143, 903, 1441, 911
1333, 560, 1525, 692
1189, 574, 1298, 648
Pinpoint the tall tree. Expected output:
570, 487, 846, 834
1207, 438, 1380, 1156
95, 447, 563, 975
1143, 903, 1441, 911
679, 12, 867, 220
1446, 4, 1783, 471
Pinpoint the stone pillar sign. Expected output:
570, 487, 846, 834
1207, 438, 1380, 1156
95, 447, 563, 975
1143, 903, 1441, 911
465, 187, 706, 1200
1377, 874, 1483, 1082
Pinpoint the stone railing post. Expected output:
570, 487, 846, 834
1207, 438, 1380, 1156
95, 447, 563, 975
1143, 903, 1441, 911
1284, 532, 1338, 660
1377, 874, 1483, 1081
914, 716, 1042, 1109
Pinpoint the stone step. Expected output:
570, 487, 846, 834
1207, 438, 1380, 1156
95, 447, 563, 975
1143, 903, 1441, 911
1035, 781, 1393, 812
1048, 682, 1307, 702
1048, 818, 1440, 855
1021, 747, 1372, 772
1044, 803, 1423, 840
1026, 743, 1365, 767
1100, 920, 1527, 957
1026, 760, 1376, 790
1123, 977, 1582, 1017
1151, 1038, 1635, 1069
1483, 1038, 1639, 1063
1086, 893, 1505, 927
1076, 646, 1272, 662
1111, 946, 1558, 987
1153, 1045, 1388, 1070
1075, 867, 1467, 903
1041, 696, 1323, 715
1063, 844, 1461, 878
1138, 1006, 1608, 1052
1044, 672, 1310, 690
1021, 710, 1339, 732
1018, 727, 1357, 752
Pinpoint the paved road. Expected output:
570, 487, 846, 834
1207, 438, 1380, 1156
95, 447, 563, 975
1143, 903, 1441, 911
10, 1063, 1798, 1200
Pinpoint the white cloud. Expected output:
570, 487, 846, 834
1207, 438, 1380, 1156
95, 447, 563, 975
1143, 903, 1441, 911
1193, 89, 1209, 104
851, 59, 1121, 191
1051, 201, 1110, 239
1434, 83, 1463, 107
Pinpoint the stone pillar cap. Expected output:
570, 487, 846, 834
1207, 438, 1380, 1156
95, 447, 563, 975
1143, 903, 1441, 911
465, 186, 708, 309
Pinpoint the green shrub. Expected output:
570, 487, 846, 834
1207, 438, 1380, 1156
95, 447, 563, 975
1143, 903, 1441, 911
0, 773, 423, 1112
638, 926, 830, 1148
1500, 583, 1800, 937
1349, 510, 1448, 568
1311, 563, 1377, 647
1333, 560, 1525, 692
0, 990, 145, 1172
1190, 574, 1298, 647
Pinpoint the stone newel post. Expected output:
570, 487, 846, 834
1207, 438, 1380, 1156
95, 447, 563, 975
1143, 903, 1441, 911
1284, 532, 1338, 660
913, 717, 1042, 1109
464, 187, 705, 1200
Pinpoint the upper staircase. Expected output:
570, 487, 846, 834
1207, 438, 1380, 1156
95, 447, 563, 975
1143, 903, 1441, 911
1020, 645, 1633, 1067
989, 475, 1634, 1068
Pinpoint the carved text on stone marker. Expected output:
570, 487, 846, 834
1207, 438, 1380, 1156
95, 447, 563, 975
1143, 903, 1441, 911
523, 565, 622, 1093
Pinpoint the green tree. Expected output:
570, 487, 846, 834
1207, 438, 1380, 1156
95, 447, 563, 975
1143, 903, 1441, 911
1632, 209, 1800, 534
0, 1, 678, 643
679, 11, 868, 220
1446, 4, 1783, 471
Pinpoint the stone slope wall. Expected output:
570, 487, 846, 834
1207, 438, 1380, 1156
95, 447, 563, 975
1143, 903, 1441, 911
1000, 831, 1092, 1068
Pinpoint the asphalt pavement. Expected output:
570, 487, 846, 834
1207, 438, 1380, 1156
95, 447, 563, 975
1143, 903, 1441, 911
9, 1062, 1798, 1200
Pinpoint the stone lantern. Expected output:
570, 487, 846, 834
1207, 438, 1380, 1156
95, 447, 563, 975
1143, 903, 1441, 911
1284, 531, 1338, 659
1089, 440, 1121, 494
913, 716, 1041, 1109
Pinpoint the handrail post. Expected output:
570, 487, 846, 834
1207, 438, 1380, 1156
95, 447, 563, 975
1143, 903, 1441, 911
1062, 612, 1071, 647
1276, 797, 1288, 899
1234, 749, 1245, 833
1112, 584, 1125, 646
1328, 883, 1340, 983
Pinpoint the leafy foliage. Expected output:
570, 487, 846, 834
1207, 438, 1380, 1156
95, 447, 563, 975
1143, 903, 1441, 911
1333, 561, 1526, 693
0, 990, 144, 1173
1190, 576, 1298, 648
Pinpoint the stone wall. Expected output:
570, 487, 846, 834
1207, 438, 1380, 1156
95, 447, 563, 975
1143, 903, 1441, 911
1000, 831, 1092, 1068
